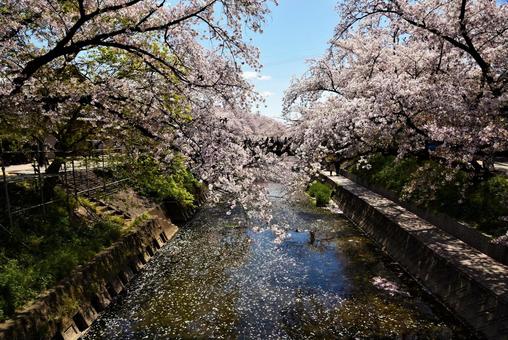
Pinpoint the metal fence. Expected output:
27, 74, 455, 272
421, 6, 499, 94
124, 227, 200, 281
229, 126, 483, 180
0, 147, 129, 233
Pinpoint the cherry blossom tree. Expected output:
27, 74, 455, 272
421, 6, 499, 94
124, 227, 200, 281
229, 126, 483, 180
0, 0, 283, 211
285, 0, 507, 174
174, 105, 283, 220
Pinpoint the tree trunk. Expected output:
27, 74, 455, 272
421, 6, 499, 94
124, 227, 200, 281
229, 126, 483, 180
42, 157, 63, 199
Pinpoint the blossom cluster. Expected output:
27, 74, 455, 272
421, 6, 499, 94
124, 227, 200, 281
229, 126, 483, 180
0, 0, 288, 214
284, 0, 507, 171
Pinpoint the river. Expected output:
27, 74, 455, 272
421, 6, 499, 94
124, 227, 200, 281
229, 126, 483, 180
83, 183, 473, 339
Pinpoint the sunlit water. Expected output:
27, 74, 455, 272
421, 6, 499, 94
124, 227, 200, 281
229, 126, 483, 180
83, 183, 473, 339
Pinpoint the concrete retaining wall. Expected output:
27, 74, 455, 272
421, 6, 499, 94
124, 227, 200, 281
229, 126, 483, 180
0, 211, 178, 340
323, 175, 508, 340
337, 169, 508, 265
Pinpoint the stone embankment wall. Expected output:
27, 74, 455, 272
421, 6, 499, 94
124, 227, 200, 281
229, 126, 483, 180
323, 174, 508, 340
0, 211, 178, 340
337, 169, 508, 265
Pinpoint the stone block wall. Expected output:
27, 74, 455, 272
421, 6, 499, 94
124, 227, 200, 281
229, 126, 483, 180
0, 212, 178, 340
323, 175, 508, 339
337, 169, 508, 265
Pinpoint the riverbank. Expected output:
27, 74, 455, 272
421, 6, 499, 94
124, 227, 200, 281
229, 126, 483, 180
343, 154, 508, 239
0, 208, 178, 340
0, 153, 205, 326
322, 173, 508, 339
0, 176, 206, 340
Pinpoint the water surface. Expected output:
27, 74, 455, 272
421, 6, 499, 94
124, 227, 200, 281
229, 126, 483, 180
84, 183, 472, 339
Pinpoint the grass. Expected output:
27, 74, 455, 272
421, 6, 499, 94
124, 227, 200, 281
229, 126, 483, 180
0, 153, 206, 321
127, 212, 153, 231
78, 196, 98, 213
0, 185, 124, 321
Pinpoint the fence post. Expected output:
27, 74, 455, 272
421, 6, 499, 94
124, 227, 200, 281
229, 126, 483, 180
36, 144, 46, 218
71, 158, 78, 200
63, 159, 72, 219
1, 146, 14, 229
102, 149, 106, 193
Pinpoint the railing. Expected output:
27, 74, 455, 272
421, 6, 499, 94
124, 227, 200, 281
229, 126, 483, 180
336, 169, 508, 266
0, 148, 129, 232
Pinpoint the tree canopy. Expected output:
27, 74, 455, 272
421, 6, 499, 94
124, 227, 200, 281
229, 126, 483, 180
285, 0, 507, 169
0, 0, 282, 212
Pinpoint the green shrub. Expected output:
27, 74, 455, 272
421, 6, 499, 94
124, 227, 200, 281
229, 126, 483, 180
40, 249, 80, 282
372, 157, 419, 194
120, 154, 203, 207
350, 154, 395, 179
93, 219, 123, 246
350, 154, 418, 194
308, 181, 333, 207
466, 176, 508, 236
349, 154, 508, 237
468, 176, 508, 219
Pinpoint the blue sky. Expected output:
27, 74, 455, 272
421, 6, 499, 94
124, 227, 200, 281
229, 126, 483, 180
244, 0, 508, 121
243, 0, 339, 121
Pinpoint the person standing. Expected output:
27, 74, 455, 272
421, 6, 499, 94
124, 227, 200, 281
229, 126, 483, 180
324, 154, 334, 175
334, 159, 341, 176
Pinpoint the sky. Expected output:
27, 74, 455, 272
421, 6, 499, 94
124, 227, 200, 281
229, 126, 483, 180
243, 0, 339, 121
245, 0, 508, 122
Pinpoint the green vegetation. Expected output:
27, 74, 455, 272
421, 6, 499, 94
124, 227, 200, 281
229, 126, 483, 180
0, 150, 205, 321
0, 186, 123, 321
127, 212, 153, 232
118, 154, 203, 208
307, 181, 333, 207
78, 196, 98, 213
349, 154, 508, 237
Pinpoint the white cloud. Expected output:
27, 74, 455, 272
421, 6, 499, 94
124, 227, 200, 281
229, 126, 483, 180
242, 71, 272, 81
258, 75, 272, 81
242, 71, 258, 80
260, 91, 273, 98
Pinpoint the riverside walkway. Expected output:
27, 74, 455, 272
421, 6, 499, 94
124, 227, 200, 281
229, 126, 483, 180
323, 173, 508, 339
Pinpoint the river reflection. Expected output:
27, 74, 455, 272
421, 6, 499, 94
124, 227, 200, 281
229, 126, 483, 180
83, 183, 473, 339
